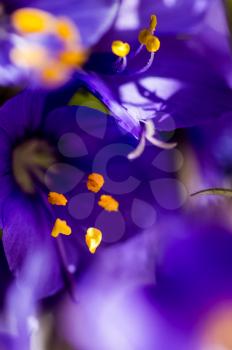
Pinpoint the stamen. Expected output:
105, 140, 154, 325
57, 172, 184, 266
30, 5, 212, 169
127, 120, 177, 160
136, 35, 160, 74
138, 29, 151, 45
59, 49, 86, 67
48, 192, 68, 206
51, 218, 72, 238
87, 173, 104, 193
98, 195, 119, 212
134, 14, 158, 58
146, 35, 160, 53
112, 40, 130, 73
56, 17, 79, 42
191, 188, 232, 198
134, 44, 144, 57
12, 8, 55, 34
112, 40, 130, 58
85, 227, 102, 254
149, 14, 157, 33
115, 56, 128, 73
41, 61, 70, 85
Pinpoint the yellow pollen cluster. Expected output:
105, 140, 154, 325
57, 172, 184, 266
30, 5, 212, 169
138, 14, 160, 53
111, 40, 130, 58
12, 8, 54, 34
85, 227, 102, 254
48, 172, 116, 256
146, 36, 160, 53
149, 15, 157, 32
10, 8, 86, 86
87, 173, 105, 193
98, 195, 119, 212
51, 218, 72, 238
48, 192, 68, 206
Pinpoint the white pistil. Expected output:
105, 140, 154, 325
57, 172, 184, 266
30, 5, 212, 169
127, 120, 177, 160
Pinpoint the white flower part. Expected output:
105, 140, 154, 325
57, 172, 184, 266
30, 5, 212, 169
127, 134, 146, 160
127, 120, 177, 160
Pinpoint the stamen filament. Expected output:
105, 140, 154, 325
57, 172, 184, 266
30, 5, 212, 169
134, 44, 144, 57
135, 52, 155, 75
115, 56, 127, 73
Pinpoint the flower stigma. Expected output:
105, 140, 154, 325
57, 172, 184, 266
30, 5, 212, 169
51, 218, 72, 238
128, 120, 177, 160
85, 227, 102, 254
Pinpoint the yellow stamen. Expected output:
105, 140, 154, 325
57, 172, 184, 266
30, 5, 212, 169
138, 29, 151, 45
51, 218, 71, 238
98, 195, 119, 212
56, 17, 79, 42
48, 192, 68, 206
111, 40, 130, 57
41, 61, 70, 86
85, 227, 102, 254
145, 35, 160, 53
87, 173, 104, 193
149, 14, 157, 32
12, 8, 55, 34
59, 49, 86, 67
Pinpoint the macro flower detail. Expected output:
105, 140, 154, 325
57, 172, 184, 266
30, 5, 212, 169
137, 14, 160, 55
0, 0, 120, 85
111, 14, 161, 75
48, 191, 68, 206
0, 1, 231, 349
0, 80, 186, 297
51, 218, 72, 238
85, 227, 102, 254
128, 120, 177, 160
87, 172, 104, 193
98, 194, 119, 212
111, 40, 130, 58
10, 8, 86, 86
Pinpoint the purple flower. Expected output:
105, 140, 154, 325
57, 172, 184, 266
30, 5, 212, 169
84, 0, 232, 133
0, 79, 185, 297
0, 0, 120, 85
0, 245, 58, 350
57, 216, 232, 349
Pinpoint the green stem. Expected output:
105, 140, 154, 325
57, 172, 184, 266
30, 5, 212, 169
191, 188, 232, 198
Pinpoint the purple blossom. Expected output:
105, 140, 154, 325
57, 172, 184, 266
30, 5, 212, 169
0, 80, 185, 297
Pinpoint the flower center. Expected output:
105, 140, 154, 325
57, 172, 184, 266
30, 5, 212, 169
10, 8, 87, 86
12, 138, 56, 194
